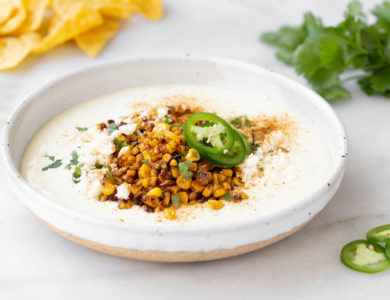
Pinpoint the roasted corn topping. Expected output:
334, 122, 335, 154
96, 105, 249, 219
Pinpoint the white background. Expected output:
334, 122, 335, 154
1, 0, 390, 299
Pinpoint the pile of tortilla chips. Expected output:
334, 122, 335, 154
0, 0, 163, 70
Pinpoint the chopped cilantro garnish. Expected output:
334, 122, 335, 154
75, 127, 88, 131
108, 123, 118, 133
45, 154, 55, 161
72, 166, 82, 183
42, 159, 62, 171
69, 151, 79, 165
230, 116, 252, 129
142, 160, 151, 167
114, 138, 128, 148
224, 191, 234, 201
106, 171, 115, 183
164, 116, 170, 124
172, 194, 181, 208
178, 161, 194, 179
258, 167, 264, 172
130, 141, 138, 146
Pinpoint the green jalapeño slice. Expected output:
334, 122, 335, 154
340, 240, 390, 273
184, 112, 247, 167
367, 224, 390, 243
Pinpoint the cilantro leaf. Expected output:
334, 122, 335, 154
172, 194, 181, 208
45, 154, 55, 161
178, 161, 194, 179
108, 123, 118, 133
114, 138, 128, 148
42, 159, 62, 171
224, 191, 234, 201
72, 166, 82, 183
106, 171, 115, 183
75, 127, 88, 132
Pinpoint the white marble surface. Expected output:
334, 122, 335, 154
1, 0, 390, 299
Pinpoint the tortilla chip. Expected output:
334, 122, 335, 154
75, 18, 119, 58
134, 0, 163, 21
15, 0, 51, 34
0, 33, 41, 70
84, 0, 136, 19
32, 1, 103, 54
0, 4, 27, 35
0, 0, 14, 24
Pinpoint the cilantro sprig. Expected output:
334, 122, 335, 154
261, 0, 390, 101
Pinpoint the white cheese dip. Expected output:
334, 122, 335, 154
20, 85, 332, 226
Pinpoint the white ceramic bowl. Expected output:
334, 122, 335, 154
2, 57, 347, 262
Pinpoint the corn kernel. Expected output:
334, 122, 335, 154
222, 169, 233, 177
162, 153, 172, 162
129, 185, 140, 195
118, 201, 133, 209
139, 163, 151, 178
185, 148, 200, 162
147, 187, 162, 197
141, 178, 149, 188
167, 132, 181, 144
169, 159, 178, 167
206, 200, 224, 210
178, 191, 188, 204
149, 138, 159, 147
171, 167, 180, 178
212, 173, 219, 184
177, 175, 192, 190
144, 196, 159, 208
218, 174, 227, 183
189, 192, 198, 201
241, 191, 249, 199
162, 192, 171, 206
142, 150, 152, 162
164, 207, 177, 220
101, 182, 115, 196
191, 180, 205, 192
131, 145, 140, 155
166, 140, 177, 153
202, 185, 213, 197
233, 177, 244, 187
213, 188, 226, 198
222, 182, 231, 190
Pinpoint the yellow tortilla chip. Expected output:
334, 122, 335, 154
84, 0, 136, 19
32, 1, 103, 54
134, 0, 163, 21
75, 18, 119, 58
15, 0, 51, 34
0, 0, 14, 24
0, 33, 41, 70
0, 4, 27, 35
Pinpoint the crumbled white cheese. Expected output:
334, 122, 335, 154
157, 107, 169, 119
242, 153, 260, 181
118, 146, 130, 158
87, 180, 103, 198
78, 128, 115, 167
223, 149, 228, 154
116, 183, 130, 199
111, 123, 137, 139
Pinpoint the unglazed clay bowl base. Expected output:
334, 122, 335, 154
3, 57, 347, 262
39, 215, 314, 262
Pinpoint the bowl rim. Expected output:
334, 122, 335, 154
2, 55, 348, 235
